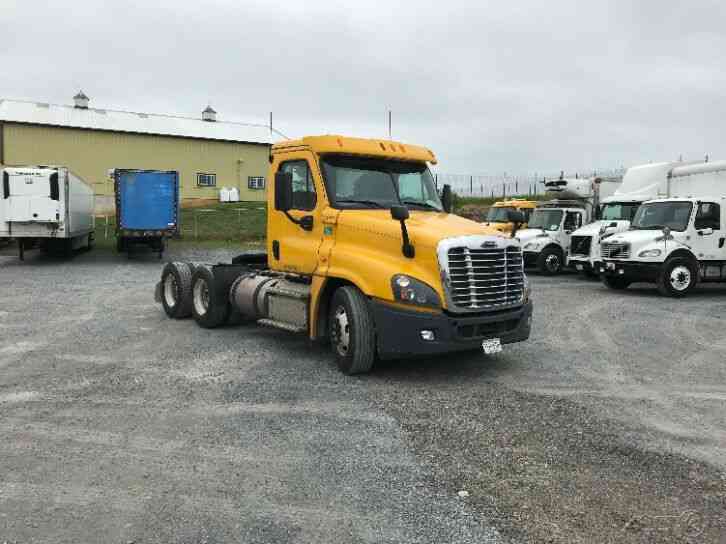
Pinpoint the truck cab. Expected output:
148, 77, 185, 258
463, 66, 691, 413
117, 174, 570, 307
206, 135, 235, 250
601, 197, 726, 296
481, 199, 537, 235
515, 201, 587, 274
568, 199, 641, 275
157, 135, 533, 374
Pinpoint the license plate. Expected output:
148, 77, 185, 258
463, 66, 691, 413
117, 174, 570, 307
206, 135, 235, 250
482, 338, 502, 354
575, 264, 583, 271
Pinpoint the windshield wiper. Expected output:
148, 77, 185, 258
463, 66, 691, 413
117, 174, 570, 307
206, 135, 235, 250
402, 200, 441, 211
335, 199, 387, 208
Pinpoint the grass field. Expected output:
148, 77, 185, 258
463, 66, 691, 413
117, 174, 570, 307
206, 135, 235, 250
94, 201, 267, 248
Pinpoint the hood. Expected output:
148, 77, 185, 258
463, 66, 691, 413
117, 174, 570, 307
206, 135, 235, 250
572, 220, 631, 237
335, 209, 512, 249
515, 228, 550, 244
604, 229, 669, 247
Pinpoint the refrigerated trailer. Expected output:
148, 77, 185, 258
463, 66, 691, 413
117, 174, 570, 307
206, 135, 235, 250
0, 166, 94, 260
113, 169, 179, 258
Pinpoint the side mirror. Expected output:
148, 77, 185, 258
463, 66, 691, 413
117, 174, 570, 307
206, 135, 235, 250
390, 205, 414, 258
390, 205, 410, 221
442, 184, 453, 213
274, 171, 293, 212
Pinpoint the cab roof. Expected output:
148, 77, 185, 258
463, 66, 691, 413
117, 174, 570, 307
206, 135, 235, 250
272, 135, 437, 165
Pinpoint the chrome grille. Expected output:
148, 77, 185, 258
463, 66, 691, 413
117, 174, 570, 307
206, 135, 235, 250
601, 241, 630, 259
447, 246, 524, 309
570, 235, 592, 257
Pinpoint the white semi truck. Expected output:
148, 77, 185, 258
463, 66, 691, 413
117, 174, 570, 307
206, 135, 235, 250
568, 161, 699, 276
0, 166, 95, 260
601, 160, 726, 296
515, 175, 622, 274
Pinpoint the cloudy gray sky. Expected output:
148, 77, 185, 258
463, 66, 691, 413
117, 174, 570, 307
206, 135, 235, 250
2, 0, 724, 175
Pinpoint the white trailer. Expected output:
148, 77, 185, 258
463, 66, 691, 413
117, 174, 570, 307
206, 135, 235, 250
515, 175, 622, 274
601, 159, 726, 296
567, 161, 699, 275
0, 165, 95, 260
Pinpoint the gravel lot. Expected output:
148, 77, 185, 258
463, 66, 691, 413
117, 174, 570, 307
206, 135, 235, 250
1, 245, 725, 543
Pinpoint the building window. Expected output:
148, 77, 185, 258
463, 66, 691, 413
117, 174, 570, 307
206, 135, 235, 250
197, 173, 216, 187
248, 176, 266, 190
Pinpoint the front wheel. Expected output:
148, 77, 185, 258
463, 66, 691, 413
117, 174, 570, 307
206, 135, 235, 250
537, 246, 564, 275
602, 275, 631, 290
657, 257, 697, 297
329, 286, 376, 375
160, 262, 194, 319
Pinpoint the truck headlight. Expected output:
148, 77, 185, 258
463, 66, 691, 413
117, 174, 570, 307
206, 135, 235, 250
638, 249, 662, 258
524, 242, 541, 251
391, 275, 441, 308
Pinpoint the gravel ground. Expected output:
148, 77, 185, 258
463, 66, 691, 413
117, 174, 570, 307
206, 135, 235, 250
1, 245, 725, 543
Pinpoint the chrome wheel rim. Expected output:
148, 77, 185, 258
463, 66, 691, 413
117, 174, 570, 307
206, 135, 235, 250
163, 274, 177, 308
332, 305, 350, 357
545, 254, 560, 272
193, 279, 210, 315
670, 265, 692, 291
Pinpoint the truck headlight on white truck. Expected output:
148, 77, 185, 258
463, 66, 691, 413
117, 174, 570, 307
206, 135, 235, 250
391, 275, 441, 308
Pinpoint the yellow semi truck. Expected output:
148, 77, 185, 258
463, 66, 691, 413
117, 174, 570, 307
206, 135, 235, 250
155, 135, 533, 374
482, 199, 538, 235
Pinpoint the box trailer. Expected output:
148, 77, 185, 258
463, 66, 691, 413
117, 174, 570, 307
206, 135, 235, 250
0, 165, 94, 260
113, 169, 179, 258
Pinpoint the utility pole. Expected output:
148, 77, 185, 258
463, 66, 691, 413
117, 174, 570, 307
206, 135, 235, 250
269, 112, 273, 137
388, 110, 392, 139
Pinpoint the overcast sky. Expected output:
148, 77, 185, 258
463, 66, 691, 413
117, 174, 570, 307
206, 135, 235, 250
2, 0, 724, 175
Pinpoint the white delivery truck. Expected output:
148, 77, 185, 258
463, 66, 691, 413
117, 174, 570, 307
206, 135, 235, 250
600, 160, 726, 296
568, 161, 698, 276
515, 175, 622, 274
0, 165, 95, 260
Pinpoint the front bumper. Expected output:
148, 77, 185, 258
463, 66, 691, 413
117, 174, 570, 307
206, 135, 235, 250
600, 260, 661, 282
370, 300, 533, 360
568, 257, 601, 272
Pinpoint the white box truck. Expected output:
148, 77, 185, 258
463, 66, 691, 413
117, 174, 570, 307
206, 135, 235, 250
0, 166, 95, 260
600, 160, 726, 296
568, 161, 698, 276
515, 175, 622, 274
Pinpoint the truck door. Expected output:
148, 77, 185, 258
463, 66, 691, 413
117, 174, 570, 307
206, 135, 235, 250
562, 210, 584, 249
269, 154, 325, 275
692, 201, 723, 261
6, 169, 61, 223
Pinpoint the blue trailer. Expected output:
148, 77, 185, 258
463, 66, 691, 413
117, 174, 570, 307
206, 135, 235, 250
113, 169, 179, 258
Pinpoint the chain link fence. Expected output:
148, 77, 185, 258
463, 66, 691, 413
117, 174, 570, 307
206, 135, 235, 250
434, 168, 626, 198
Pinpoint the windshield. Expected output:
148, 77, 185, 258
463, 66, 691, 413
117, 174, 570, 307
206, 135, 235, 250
527, 209, 563, 231
631, 201, 692, 231
600, 202, 641, 222
486, 207, 515, 222
320, 156, 442, 211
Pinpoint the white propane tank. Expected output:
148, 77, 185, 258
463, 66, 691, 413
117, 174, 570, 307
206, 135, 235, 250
229, 187, 240, 202
219, 187, 230, 202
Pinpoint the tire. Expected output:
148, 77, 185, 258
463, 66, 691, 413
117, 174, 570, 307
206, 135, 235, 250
328, 286, 376, 375
657, 257, 697, 297
602, 275, 631, 290
160, 262, 194, 319
537, 246, 564, 275
87, 232, 95, 251
191, 265, 230, 328
116, 237, 125, 253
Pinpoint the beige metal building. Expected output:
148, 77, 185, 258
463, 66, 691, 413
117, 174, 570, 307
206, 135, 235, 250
0, 93, 275, 212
